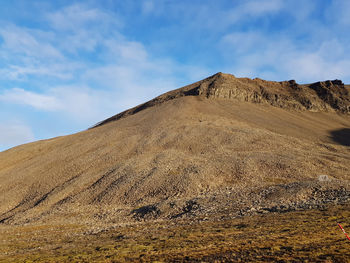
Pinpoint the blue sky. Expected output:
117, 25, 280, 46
0, 0, 350, 151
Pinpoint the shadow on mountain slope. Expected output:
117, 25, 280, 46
330, 128, 350, 146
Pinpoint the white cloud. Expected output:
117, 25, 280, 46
216, 0, 284, 27
82, 64, 177, 108
0, 2, 210, 127
236, 0, 282, 16
104, 38, 149, 63
0, 122, 35, 151
0, 65, 74, 80
49, 85, 118, 122
221, 26, 350, 82
164, 0, 284, 32
0, 86, 117, 123
0, 88, 62, 110
46, 4, 122, 53
218, 0, 350, 82
286, 53, 350, 82
62, 31, 100, 53
47, 4, 115, 31
0, 24, 76, 82
221, 32, 269, 54
0, 5, 120, 83
0, 25, 63, 60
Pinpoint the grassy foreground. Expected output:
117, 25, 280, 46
1, 203, 350, 262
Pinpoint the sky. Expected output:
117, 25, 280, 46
0, 0, 350, 151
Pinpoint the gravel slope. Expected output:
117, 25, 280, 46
0, 73, 349, 224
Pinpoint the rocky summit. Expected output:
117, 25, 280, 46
95, 73, 350, 128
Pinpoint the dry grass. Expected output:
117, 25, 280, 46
1, 203, 350, 262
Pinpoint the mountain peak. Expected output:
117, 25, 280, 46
212, 72, 235, 78
93, 73, 350, 128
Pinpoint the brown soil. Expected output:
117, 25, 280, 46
0, 73, 349, 226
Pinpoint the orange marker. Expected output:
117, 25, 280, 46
338, 223, 350, 241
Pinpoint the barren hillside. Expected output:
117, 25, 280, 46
0, 73, 349, 225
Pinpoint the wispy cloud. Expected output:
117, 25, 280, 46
0, 88, 61, 110
0, 64, 74, 80
0, 4, 181, 124
219, 0, 350, 82
0, 25, 63, 59
0, 86, 118, 123
226, 0, 283, 23
47, 3, 123, 32
221, 31, 350, 82
46, 4, 122, 53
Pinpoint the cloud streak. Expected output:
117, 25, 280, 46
0, 25, 63, 59
0, 88, 61, 110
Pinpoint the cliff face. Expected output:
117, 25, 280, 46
308, 80, 350, 112
94, 73, 350, 128
199, 74, 350, 112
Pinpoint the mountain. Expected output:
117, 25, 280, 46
0, 73, 349, 225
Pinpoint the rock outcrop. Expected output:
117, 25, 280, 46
94, 73, 350, 128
